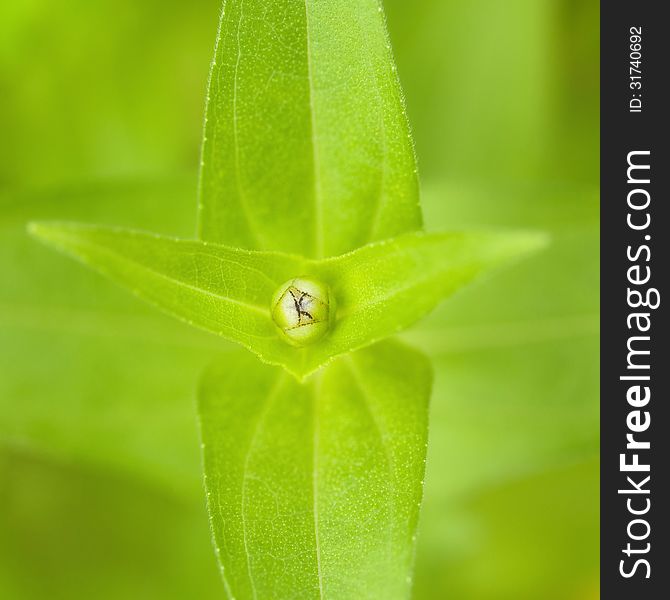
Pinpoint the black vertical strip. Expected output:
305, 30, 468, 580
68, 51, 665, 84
601, 1, 669, 597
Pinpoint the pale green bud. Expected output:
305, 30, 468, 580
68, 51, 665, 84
271, 277, 333, 347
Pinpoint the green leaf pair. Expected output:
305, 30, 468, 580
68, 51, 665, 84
29, 222, 545, 379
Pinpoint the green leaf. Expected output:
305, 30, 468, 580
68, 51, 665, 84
29, 222, 546, 379
197, 0, 421, 257
198, 339, 431, 599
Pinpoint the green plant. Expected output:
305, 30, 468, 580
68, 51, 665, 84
28, 1, 545, 597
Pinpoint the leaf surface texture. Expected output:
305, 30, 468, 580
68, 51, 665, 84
199, 340, 430, 599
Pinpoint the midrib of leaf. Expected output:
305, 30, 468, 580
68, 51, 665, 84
193, 249, 280, 289
199, 341, 431, 598
304, 0, 324, 259
211, 369, 329, 600
195, 0, 423, 256
124, 255, 271, 318
56, 236, 273, 318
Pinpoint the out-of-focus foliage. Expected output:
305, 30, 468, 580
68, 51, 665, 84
0, 445, 222, 600
0, 0, 218, 188
0, 0, 598, 598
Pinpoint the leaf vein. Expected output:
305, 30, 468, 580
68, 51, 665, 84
346, 357, 395, 570
232, 0, 265, 249
240, 373, 287, 600
304, 0, 325, 258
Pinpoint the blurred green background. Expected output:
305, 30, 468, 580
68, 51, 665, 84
0, 1, 599, 598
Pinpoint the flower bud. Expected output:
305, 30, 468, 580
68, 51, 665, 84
271, 277, 332, 346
